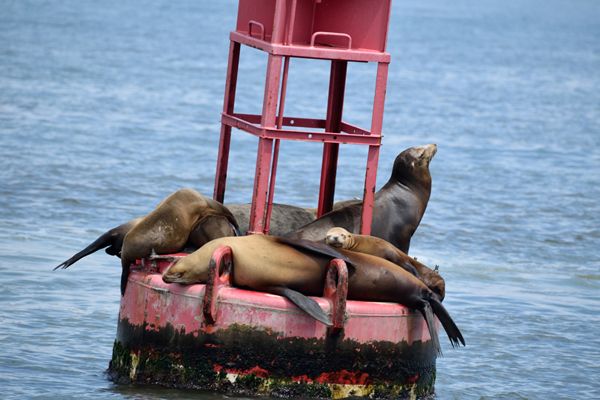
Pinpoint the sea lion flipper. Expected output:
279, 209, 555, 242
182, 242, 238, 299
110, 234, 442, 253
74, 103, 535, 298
429, 296, 465, 348
274, 237, 355, 272
53, 218, 140, 271
419, 303, 442, 356
53, 230, 117, 270
265, 286, 332, 327
120, 263, 130, 297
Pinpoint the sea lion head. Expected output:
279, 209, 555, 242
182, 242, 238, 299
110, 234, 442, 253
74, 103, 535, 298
391, 144, 437, 183
325, 227, 354, 249
162, 256, 207, 285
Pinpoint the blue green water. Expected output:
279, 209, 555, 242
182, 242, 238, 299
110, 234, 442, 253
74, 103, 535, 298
1, 0, 599, 398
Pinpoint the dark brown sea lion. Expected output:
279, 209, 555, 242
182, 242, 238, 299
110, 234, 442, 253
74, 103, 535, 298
325, 227, 445, 300
288, 144, 437, 254
162, 235, 464, 352
120, 188, 239, 295
226, 203, 316, 236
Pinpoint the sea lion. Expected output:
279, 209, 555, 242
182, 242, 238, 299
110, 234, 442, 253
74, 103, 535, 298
325, 227, 445, 300
163, 234, 332, 325
162, 235, 464, 352
120, 188, 239, 295
288, 144, 437, 254
226, 203, 316, 236
54, 190, 240, 273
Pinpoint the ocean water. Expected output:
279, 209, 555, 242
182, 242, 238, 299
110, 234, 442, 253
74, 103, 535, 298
1, 0, 599, 399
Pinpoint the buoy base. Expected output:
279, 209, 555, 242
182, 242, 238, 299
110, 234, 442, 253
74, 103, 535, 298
108, 320, 436, 399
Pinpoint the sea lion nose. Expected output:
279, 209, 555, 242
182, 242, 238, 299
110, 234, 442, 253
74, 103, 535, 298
332, 237, 343, 246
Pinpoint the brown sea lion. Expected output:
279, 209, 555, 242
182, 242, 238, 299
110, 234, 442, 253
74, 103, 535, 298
325, 227, 445, 300
54, 191, 241, 273
120, 188, 239, 295
53, 214, 239, 271
226, 203, 316, 236
162, 235, 464, 352
287, 144, 437, 254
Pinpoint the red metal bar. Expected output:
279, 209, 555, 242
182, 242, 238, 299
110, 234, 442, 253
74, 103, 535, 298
317, 60, 347, 217
221, 114, 382, 145
248, 54, 283, 234
276, 57, 291, 131
358, 62, 388, 235
285, 0, 297, 45
229, 114, 377, 136
318, 143, 339, 217
340, 121, 373, 136
230, 32, 391, 63
248, 138, 274, 234
230, 113, 327, 129
264, 56, 290, 234
270, 0, 288, 44
323, 258, 349, 333
202, 246, 233, 326
264, 138, 280, 235
360, 145, 379, 235
214, 41, 241, 203
370, 62, 389, 135
311, 31, 353, 49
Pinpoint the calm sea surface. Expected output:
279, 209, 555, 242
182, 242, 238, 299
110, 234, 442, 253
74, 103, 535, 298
1, 0, 599, 399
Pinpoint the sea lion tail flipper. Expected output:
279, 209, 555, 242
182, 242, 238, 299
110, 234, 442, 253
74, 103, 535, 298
53, 218, 140, 271
265, 286, 332, 327
419, 303, 442, 356
53, 231, 115, 270
429, 296, 465, 348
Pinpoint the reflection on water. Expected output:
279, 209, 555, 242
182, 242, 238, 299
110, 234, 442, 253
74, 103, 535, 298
1, 0, 599, 399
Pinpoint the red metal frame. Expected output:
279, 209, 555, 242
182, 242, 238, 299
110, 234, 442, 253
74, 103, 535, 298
323, 258, 349, 333
214, 0, 392, 235
214, 42, 241, 203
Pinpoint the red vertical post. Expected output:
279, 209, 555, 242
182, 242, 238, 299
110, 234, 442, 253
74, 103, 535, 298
248, 54, 283, 234
317, 60, 347, 217
360, 146, 379, 235
264, 56, 291, 234
359, 62, 389, 235
214, 41, 241, 203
